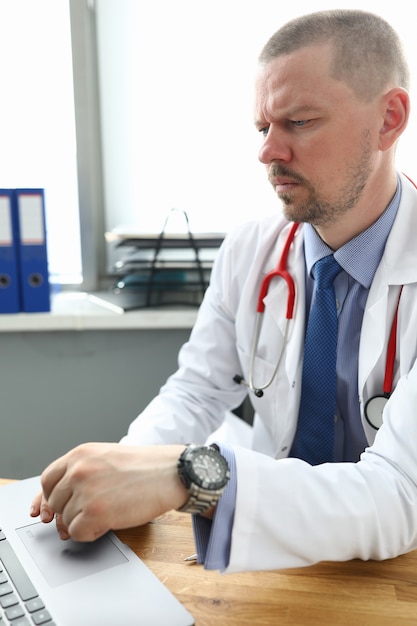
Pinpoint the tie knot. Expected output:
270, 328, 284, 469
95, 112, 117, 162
314, 255, 341, 290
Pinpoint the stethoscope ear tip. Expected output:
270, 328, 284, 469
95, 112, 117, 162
254, 389, 264, 398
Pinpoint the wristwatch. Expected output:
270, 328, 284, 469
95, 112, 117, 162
177, 444, 230, 514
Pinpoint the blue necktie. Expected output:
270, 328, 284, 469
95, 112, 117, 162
291, 254, 342, 464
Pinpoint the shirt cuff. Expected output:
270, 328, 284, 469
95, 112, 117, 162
191, 443, 237, 571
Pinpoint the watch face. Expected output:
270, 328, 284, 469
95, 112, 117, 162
188, 448, 229, 490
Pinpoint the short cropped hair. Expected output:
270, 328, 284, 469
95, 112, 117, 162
259, 10, 410, 102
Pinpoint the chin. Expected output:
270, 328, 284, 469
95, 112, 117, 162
281, 205, 305, 223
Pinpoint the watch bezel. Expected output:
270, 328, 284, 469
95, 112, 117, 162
178, 445, 230, 491
177, 444, 230, 514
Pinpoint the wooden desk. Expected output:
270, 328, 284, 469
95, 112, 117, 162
2, 479, 417, 625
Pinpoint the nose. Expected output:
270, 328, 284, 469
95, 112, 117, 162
258, 125, 292, 165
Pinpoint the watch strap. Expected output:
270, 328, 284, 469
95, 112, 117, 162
177, 483, 225, 515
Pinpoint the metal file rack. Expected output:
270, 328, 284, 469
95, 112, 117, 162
103, 210, 225, 310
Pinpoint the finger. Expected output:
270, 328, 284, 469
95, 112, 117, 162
41, 463, 74, 516
41, 457, 68, 501
59, 491, 110, 542
67, 510, 109, 543
30, 491, 42, 518
55, 514, 71, 541
29, 490, 71, 540
29, 491, 55, 523
40, 502, 55, 523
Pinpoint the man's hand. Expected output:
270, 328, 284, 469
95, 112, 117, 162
30, 442, 188, 542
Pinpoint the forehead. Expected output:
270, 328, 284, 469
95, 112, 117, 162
254, 43, 353, 119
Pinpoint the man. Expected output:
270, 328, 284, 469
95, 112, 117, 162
31, 10, 417, 573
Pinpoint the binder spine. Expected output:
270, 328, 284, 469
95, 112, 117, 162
0, 189, 21, 313
15, 189, 50, 313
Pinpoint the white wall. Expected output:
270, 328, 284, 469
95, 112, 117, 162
1, 328, 190, 478
94, 0, 417, 238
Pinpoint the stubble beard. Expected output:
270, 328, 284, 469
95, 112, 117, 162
272, 131, 373, 228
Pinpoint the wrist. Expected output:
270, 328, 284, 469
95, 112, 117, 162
151, 445, 189, 512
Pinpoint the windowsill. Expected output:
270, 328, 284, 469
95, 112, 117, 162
0, 292, 198, 332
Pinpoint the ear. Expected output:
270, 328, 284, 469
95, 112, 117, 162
378, 88, 410, 151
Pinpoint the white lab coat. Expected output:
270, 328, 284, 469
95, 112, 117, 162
122, 172, 417, 572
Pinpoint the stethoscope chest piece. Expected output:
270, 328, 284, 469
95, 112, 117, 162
364, 395, 389, 430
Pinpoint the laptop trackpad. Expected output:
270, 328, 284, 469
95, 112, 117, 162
16, 522, 128, 588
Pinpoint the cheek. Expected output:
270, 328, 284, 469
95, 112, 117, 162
312, 131, 361, 171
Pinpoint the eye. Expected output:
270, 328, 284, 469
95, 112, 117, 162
258, 126, 269, 137
291, 119, 311, 128
289, 118, 314, 129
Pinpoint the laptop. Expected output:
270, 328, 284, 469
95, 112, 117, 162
0, 476, 195, 625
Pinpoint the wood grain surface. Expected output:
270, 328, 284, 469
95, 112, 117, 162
117, 509, 417, 625
2, 478, 417, 625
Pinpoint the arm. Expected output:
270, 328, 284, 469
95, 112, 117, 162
224, 361, 417, 572
32, 366, 417, 570
120, 231, 249, 447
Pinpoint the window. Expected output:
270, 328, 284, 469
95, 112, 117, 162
6, 2, 413, 289
0, 0, 82, 285
92, 0, 417, 269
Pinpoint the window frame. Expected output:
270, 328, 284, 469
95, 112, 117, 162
69, 0, 106, 292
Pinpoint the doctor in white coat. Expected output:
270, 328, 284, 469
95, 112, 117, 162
32, 9, 417, 574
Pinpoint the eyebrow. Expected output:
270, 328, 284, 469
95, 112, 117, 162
254, 104, 324, 128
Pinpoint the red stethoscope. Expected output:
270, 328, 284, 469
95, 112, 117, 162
233, 221, 402, 430
364, 286, 402, 429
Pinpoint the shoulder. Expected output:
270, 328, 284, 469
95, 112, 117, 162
210, 214, 304, 296
399, 172, 417, 210
222, 213, 292, 256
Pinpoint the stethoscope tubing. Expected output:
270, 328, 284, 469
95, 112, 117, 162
248, 315, 291, 396
383, 286, 402, 395
256, 221, 299, 316
364, 285, 403, 429
234, 222, 299, 397
234, 221, 403, 429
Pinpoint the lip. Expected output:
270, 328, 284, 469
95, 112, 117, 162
273, 178, 299, 193
274, 176, 297, 185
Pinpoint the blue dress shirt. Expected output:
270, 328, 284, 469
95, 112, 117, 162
194, 179, 401, 570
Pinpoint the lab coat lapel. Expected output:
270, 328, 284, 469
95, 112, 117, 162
358, 281, 388, 392
359, 173, 417, 392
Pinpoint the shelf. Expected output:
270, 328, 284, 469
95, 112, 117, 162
0, 292, 197, 332
106, 229, 225, 249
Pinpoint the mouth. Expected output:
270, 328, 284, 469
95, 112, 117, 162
271, 177, 300, 194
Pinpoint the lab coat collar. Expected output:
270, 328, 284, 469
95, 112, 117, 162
381, 172, 417, 286
359, 172, 417, 393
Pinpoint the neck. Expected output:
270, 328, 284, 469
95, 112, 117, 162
314, 168, 398, 250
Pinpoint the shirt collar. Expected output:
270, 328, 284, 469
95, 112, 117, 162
304, 177, 401, 288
